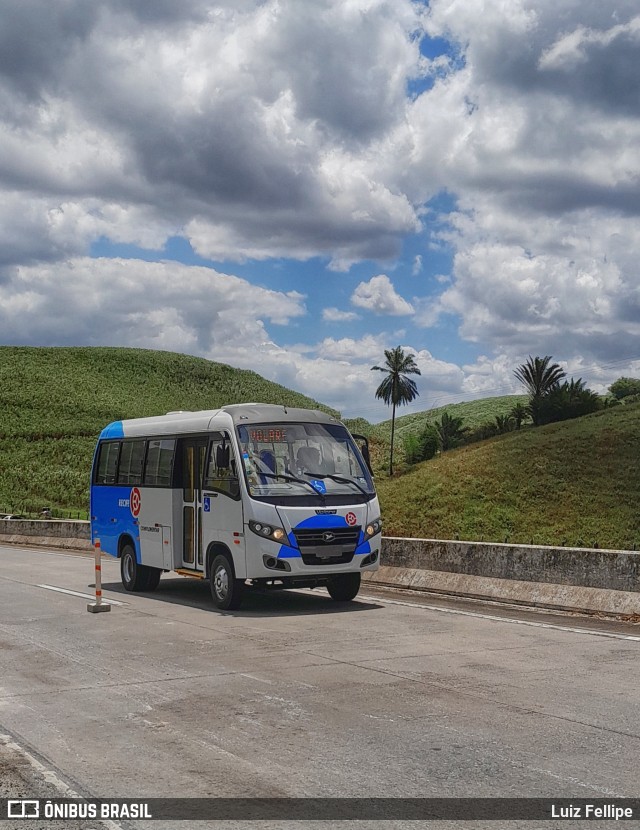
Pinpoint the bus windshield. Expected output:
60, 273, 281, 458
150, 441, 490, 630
236, 422, 374, 501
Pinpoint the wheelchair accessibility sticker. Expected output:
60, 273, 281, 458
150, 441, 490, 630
203, 496, 211, 512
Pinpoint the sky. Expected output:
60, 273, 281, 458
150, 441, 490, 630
1, 0, 639, 421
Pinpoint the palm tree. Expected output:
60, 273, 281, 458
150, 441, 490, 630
510, 402, 528, 429
513, 355, 566, 426
371, 346, 421, 475
494, 413, 514, 434
435, 411, 467, 451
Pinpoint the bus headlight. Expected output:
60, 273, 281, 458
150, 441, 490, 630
364, 518, 382, 541
249, 520, 287, 543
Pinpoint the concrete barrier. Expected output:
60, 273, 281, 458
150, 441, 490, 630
0, 519, 91, 551
1, 522, 639, 616
363, 537, 640, 617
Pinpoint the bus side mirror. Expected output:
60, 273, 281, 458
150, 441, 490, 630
216, 443, 230, 470
352, 433, 373, 476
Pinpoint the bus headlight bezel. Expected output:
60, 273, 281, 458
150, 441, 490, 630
248, 520, 287, 544
364, 517, 382, 541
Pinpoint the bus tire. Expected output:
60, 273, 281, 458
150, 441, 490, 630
210, 553, 244, 611
120, 544, 147, 592
327, 572, 361, 602
143, 567, 162, 592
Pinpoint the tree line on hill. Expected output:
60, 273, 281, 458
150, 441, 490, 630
372, 347, 640, 474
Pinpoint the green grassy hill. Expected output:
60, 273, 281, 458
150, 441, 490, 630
376, 402, 640, 551
0, 347, 337, 515
374, 394, 528, 439
345, 394, 528, 473
2, 347, 638, 550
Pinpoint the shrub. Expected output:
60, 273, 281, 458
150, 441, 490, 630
403, 425, 438, 465
537, 379, 602, 425
465, 421, 499, 444
403, 433, 422, 465
419, 425, 439, 460
609, 377, 640, 400
494, 414, 515, 434
436, 412, 468, 451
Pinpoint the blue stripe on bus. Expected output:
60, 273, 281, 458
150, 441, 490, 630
99, 421, 124, 439
277, 544, 302, 559
294, 515, 349, 529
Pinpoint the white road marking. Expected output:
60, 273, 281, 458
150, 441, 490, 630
0, 545, 94, 559
0, 733, 124, 830
240, 673, 273, 684
7, 545, 638, 641
360, 594, 640, 642
38, 584, 125, 606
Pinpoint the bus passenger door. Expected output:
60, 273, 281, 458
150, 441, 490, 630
202, 433, 246, 578
179, 438, 208, 571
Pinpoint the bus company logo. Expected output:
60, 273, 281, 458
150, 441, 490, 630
130, 487, 141, 517
345, 512, 357, 526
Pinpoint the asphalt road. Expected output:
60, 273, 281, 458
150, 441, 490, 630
1, 543, 639, 829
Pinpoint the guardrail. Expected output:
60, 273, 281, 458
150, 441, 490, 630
363, 536, 640, 617
1, 521, 638, 616
0, 518, 91, 550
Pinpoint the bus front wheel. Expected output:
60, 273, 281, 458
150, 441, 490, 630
327, 572, 361, 602
210, 553, 244, 611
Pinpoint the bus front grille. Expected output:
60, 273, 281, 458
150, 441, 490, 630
293, 526, 360, 567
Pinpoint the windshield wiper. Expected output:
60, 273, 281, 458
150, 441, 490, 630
258, 471, 326, 500
306, 472, 370, 497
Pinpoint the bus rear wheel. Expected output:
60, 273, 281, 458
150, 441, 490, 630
210, 553, 244, 611
327, 572, 361, 602
121, 544, 156, 592
144, 567, 162, 592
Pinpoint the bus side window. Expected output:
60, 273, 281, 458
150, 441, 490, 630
95, 441, 121, 485
144, 439, 175, 487
204, 434, 240, 500
117, 440, 146, 486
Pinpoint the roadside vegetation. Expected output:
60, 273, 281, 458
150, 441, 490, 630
344, 394, 529, 473
376, 402, 640, 550
0, 346, 336, 515
2, 346, 639, 549
357, 354, 632, 476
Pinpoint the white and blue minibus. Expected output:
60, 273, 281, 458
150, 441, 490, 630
90, 404, 381, 609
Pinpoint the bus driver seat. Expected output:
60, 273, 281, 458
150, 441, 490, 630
259, 450, 276, 472
296, 446, 320, 473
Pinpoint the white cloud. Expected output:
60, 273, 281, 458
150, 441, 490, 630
321, 307, 360, 323
461, 354, 524, 398
2, 0, 640, 415
437, 207, 640, 361
404, 347, 465, 396
396, 0, 640, 375
0, 258, 306, 351
318, 334, 387, 362
0, 0, 427, 266
351, 274, 414, 316
539, 16, 640, 71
